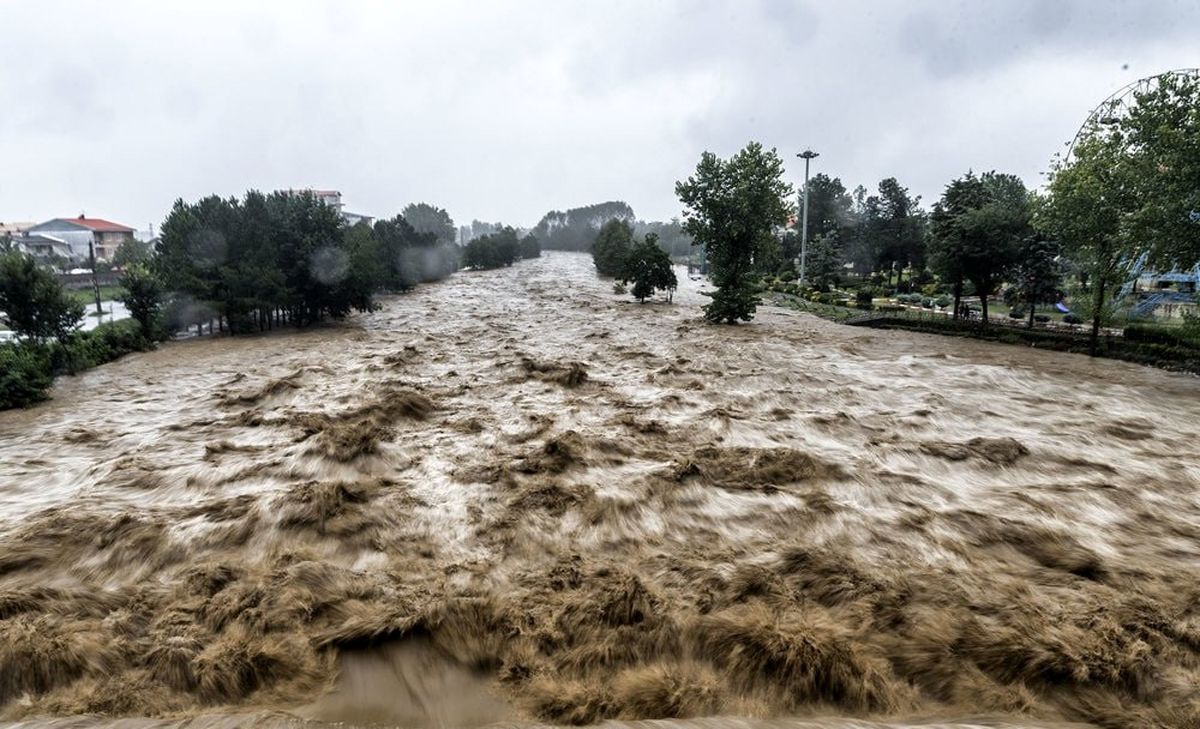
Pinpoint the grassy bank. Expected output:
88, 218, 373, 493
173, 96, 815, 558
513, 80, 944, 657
67, 285, 125, 306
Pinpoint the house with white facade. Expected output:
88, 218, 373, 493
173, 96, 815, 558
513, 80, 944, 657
288, 188, 374, 227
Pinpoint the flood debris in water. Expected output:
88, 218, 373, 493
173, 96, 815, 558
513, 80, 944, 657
1, 254, 1199, 728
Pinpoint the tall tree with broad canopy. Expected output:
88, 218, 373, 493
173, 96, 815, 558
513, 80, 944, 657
676, 142, 793, 323
402, 203, 457, 246
1041, 71, 1200, 353
802, 174, 855, 242
929, 171, 1031, 326
1120, 72, 1200, 266
620, 233, 677, 303
868, 178, 927, 285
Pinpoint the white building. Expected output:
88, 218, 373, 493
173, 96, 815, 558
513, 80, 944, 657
288, 189, 373, 227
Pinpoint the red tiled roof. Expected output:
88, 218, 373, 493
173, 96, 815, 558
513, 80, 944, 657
60, 217, 134, 233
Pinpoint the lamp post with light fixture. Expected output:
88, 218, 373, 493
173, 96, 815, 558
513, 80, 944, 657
796, 149, 819, 285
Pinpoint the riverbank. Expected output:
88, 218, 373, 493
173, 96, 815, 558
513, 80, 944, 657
766, 293, 1200, 375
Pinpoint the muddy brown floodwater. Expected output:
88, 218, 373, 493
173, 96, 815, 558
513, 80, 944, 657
1, 252, 1198, 729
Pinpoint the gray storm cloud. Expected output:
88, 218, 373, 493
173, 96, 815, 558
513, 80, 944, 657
1, 0, 1196, 229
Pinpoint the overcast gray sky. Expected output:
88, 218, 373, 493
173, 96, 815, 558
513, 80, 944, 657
2, 0, 1196, 232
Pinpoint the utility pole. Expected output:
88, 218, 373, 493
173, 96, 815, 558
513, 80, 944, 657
88, 238, 103, 319
796, 149, 819, 285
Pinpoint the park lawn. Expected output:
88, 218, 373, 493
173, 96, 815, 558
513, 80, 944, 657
67, 285, 125, 306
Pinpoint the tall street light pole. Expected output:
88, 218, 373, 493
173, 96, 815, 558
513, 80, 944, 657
796, 150, 819, 286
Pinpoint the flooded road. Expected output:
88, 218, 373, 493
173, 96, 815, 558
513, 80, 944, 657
1, 252, 1198, 729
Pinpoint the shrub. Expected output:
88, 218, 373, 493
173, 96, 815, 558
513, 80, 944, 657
1124, 323, 1200, 348
612, 281, 627, 295
1063, 314, 1083, 325
0, 343, 53, 409
51, 320, 152, 375
934, 296, 951, 308
854, 288, 875, 307
1034, 314, 1050, 323
922, 298, 935, 309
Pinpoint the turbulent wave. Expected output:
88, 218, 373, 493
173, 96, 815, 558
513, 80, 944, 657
1, 253, 1199, 729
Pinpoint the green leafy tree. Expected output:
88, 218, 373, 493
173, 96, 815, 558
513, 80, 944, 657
1120, 72, 1200, 265
676, 142, 793, 323
462, 227, 522, 270
520, 233, 541, 259
1039, 131, 1139, 352
592, 219, 634, 276
113, 238, 152, 269
868, 178, 927, 285
155, 190, 379, 334
535, 201, 635, 252
930, 171, 1030, 326
0, 251, 84, 343
1010, 231, 1063, 327
633, 219, 693, 258
783, 174, 853, 278
373, 215, 426, 290
1041, 71, 1200, 353
402, 203, 456, 245
118, 264, 164, 339
803, 233, 843, 290
620, 234, 677, 303
802, 174, 855, 241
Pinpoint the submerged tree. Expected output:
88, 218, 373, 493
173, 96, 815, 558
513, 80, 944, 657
592, 219, 634, 277
620, 234, 677, 303
520, 233, 541, 259
462, 227, 523, 270
676, 142, 792, 323
402, 203, 457, 246
155, 190, 380, 334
